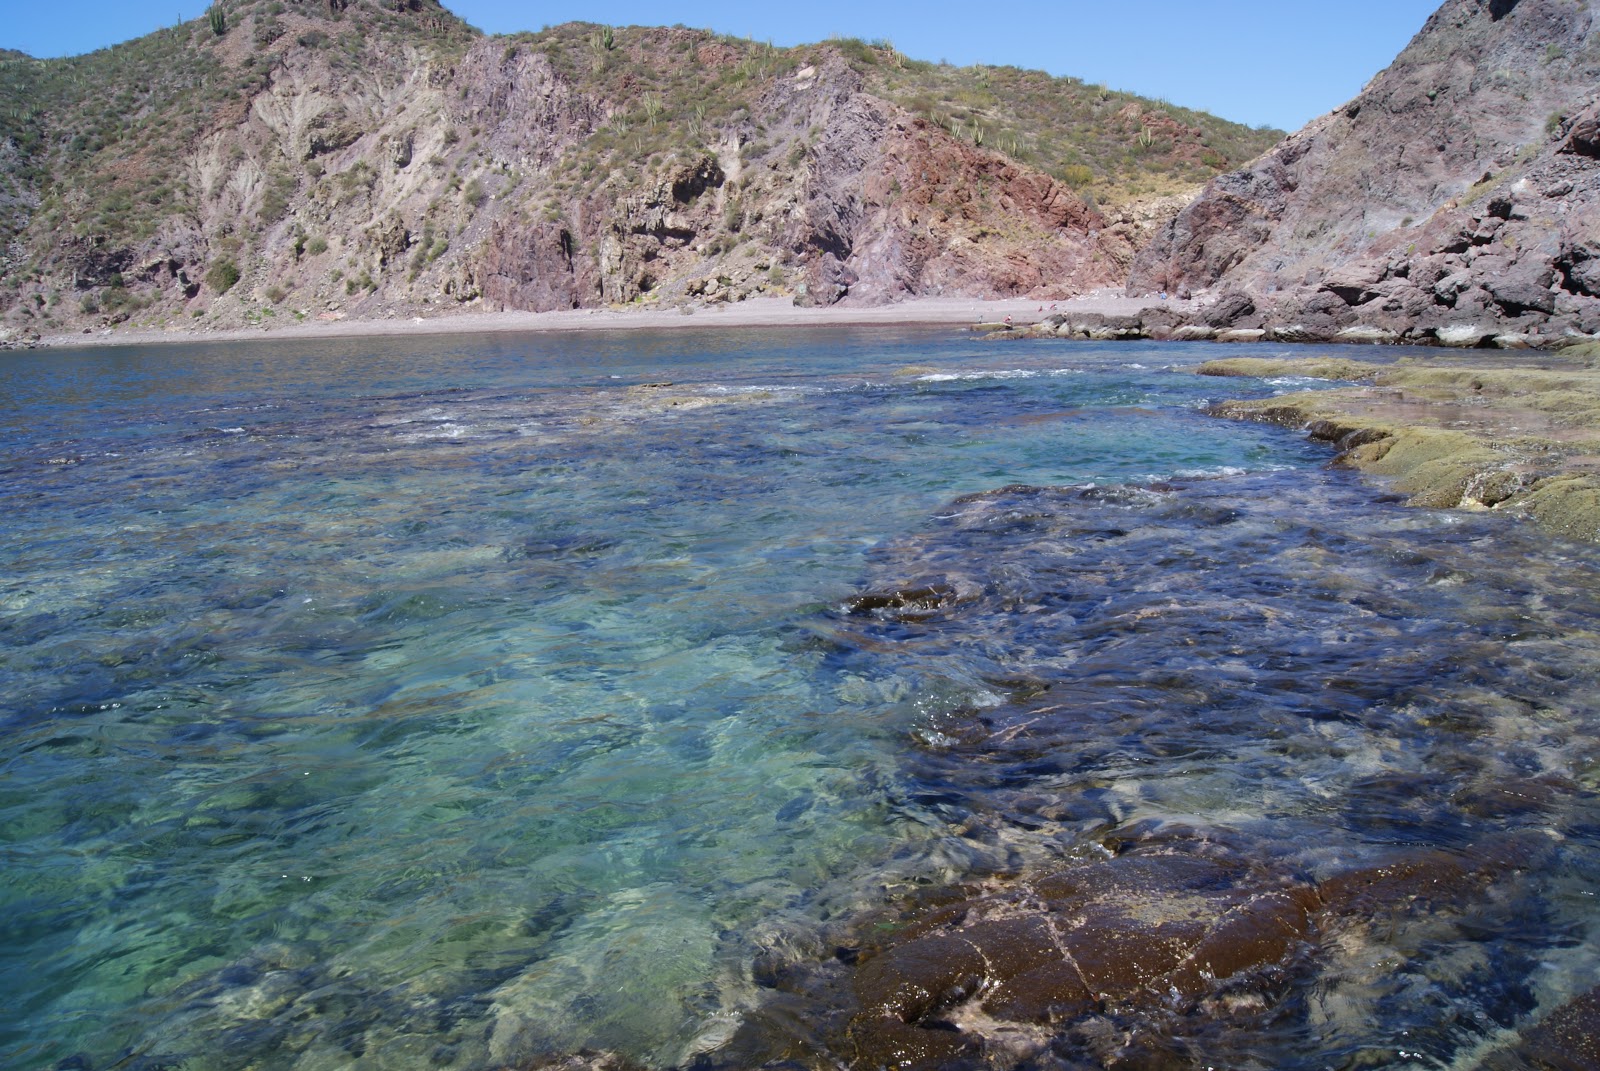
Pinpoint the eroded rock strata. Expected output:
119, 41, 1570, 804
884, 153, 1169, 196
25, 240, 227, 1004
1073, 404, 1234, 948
1130, 0, 1600, 347
0, 3, 1277, 337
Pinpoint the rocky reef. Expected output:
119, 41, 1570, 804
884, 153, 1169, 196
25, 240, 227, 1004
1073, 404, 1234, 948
707, 826, 1553, 1070
1199, 348, 1600, 541
681, 473, 1600, 1070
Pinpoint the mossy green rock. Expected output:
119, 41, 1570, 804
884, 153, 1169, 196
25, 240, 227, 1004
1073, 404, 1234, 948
1197, 356, 1385, 381
1206, 353, 1600, 541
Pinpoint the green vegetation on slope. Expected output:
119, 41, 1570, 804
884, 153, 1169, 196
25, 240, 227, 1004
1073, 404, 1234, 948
0, 0, 472, 310
502, 25, 1281, 209
866, 51, 1280, 203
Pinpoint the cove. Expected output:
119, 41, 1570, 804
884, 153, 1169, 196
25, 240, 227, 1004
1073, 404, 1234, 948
2, 328, 1598, 1071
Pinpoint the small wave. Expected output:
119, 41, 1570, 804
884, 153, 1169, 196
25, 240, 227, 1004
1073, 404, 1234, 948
701, 384, 798, 396
1174, 465, 1249, 478
916, 369, 1083, 383
1129, 464, 1296, 480
397, 423, 475, 441
188, 403, 279, 415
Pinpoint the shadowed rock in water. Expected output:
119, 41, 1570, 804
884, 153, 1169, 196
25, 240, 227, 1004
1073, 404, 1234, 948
1488, 986, 1600, 1070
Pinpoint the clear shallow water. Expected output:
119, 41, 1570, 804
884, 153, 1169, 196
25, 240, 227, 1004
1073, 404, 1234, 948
2, 329, 1598, 1071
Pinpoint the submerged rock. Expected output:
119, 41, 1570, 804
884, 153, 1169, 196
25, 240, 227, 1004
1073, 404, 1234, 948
1488, 986, 1600, 1071
715, 464, 1600, 1068
714, 825, 1553, 1071
844, 837, 1321, 1069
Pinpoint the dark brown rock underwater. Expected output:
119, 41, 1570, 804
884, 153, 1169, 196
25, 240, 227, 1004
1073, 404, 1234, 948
708, 827, 1552, 1071
683, 476, 1600, 1071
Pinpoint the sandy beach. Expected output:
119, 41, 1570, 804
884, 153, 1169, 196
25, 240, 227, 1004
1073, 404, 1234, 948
28, 290, 1200, 349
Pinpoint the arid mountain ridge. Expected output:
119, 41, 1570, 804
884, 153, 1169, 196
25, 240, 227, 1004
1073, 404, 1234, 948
0, 0, 1280, 337
4, 0, 1598, 348
1131, 0, 1600, 347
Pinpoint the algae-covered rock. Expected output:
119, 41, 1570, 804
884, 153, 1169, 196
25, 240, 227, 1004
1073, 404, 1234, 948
1479, 985, 1600, 1071
1512, 475, 1600, 541
1555, 337, 1600, 362
1204, 351, 1600, 541
1348, 426, 1510, 508
721, 827, 1554, 1071
1197, 356, 1385, 381
843, 839, 1320, 1069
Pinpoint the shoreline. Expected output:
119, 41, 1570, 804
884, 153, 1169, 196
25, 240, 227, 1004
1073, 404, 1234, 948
19, 291, 1200, 351
21, 289, 1594, 355
1197, 354, 1600, 543
23, 288, 1600, 542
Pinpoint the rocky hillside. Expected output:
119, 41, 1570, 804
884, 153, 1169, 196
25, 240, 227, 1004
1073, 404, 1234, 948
0, 0, 1278, 337
1129, 0, 1600, 345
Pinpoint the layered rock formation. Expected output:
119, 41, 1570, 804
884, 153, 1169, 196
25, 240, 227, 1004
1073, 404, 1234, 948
1130, 0, 1600, 345
0, 1, 1276, 336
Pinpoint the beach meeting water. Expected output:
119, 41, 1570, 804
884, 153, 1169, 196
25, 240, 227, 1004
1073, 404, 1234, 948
4, 327, 1600, 1070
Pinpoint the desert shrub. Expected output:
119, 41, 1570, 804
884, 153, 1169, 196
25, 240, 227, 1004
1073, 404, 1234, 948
260, 172, 295, 221
306, 236, 329, 254
335, 161, 376, 203
254, 16, 284, 48
205, 258, 240, 294
1058, 164, 1094, 188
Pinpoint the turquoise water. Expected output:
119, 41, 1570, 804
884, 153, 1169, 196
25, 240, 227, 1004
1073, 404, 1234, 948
3, 329, 1598, 1070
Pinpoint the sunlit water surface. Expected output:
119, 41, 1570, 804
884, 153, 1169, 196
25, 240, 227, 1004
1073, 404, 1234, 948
2, 329, 1598, 1070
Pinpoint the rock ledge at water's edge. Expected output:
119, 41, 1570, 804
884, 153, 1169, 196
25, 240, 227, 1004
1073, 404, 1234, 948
1197, 349, 1600, 542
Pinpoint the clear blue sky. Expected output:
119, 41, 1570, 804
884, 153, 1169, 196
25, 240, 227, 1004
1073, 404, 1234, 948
6, 1, 1442, 131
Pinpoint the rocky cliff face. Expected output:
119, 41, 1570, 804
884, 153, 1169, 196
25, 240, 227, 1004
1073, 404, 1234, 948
0, 2, 1275, 338
1129, 0, 1600, 343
